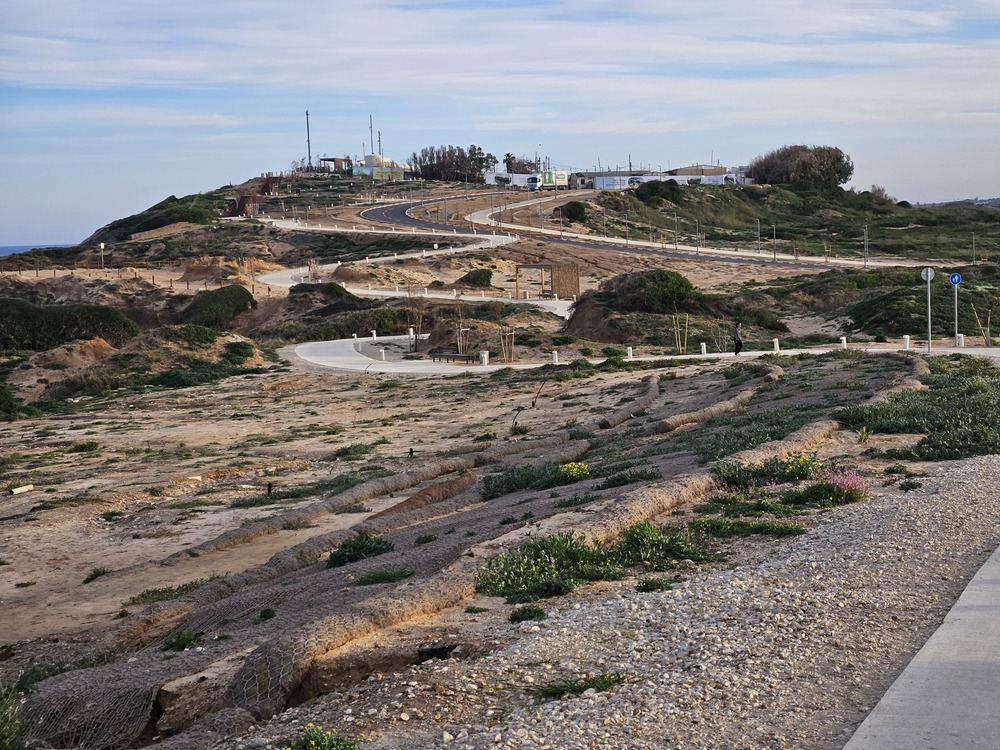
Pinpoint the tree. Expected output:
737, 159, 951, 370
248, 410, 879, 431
746, 145, 854, 189
503, 153, 516, 173
407, 144, 496, 183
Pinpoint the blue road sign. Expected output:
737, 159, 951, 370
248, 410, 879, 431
950, 273, 962, 285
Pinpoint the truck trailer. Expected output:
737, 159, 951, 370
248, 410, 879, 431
527, 170, 569, 191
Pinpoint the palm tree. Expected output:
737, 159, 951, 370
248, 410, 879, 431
503, 153, 516, 173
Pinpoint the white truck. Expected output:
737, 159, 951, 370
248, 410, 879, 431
527, 170, 569, 191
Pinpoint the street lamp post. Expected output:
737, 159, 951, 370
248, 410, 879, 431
673, 213, 678, 250
772, 225, 777, 261
99, 242, 104, 270
696, 220, 700, 255
756, 219, 761, 255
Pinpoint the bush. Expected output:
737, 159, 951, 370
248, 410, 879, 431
634, 179, 683, 206
456, 269, 493, 287
562, 201, 587, 222
509, 604, 547, 623
222, 340, 256, 364
351, 567, 414, 586
285, 724, 361, 750
83, 567, 111, 584
474, 532, 622, 602
162, 629, 199, 651
327, 533, 394, 568
178, 285, 254, 329
0, 298, 139, 350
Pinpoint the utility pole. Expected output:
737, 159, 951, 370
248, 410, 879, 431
305, 110, 312, 170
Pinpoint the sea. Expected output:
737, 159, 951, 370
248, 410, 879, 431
0, 244, 76, 257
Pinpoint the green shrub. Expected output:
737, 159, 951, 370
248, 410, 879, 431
222, 340, 256, 364
332, 442, 375, 460
456, 269, 493, 287
327, 533, 394, 568
562, 201, 587, 222
528, 671, 625, 700
509, 604, 547, 623
598, 467, 660, 489
635, 575, 684, 593
83, 567, 111, 584
352, 567, 414, 586
162, 629, 199, 651
124, 577, 214, 606
474, 532, 621, 602
0, 298, 139, 350
285, 724, 361, 750
482, 464, 580, 500
69, 440, 100, 453
252, 607, 276, 624
178, 285, 254, 329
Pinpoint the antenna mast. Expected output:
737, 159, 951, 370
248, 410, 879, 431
305, 110, 312, 170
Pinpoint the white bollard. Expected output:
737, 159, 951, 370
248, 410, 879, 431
371, 330, 377, 341
379, 349, 386, 361
395, 285, 399, 293
903, 335, 910, 350
626, 346, 633, 360
554, 294, 559, 301
772, 338, 780, 353
423, 287, 428, 296
352, 333, 357, 339
957, 333, 965, 348
365, 256, 370, 263
480, 350, 490, 366
840, 336, 847, 350
481, 290, 485, 297
422, 249, 427, 256
367, 283, 372, 290
552, 351, 559, 365
453, 289, 459, 297
507, 292, 512, 299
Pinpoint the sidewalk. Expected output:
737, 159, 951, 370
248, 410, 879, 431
842, 545, 1000, 749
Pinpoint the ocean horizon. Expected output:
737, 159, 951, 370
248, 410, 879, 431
0, 244, 76, 257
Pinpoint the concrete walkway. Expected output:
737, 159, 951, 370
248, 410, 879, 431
842, 544, 1000, 749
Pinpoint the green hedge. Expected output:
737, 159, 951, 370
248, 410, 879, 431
178, 285, 254, 329
0, 298, 139, 350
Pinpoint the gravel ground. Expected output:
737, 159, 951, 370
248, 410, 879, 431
229, 454, 1000, 750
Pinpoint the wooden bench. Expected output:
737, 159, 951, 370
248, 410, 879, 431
430, 349, 478, 363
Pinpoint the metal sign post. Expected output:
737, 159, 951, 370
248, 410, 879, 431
922, 267, 935, 352
950, 273, 962, 343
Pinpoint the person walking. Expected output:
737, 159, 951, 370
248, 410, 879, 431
734, 321, 743, 356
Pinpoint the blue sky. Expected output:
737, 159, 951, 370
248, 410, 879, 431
2, 0, 998, 246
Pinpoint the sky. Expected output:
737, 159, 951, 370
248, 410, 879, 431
2, 0, 999, 246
